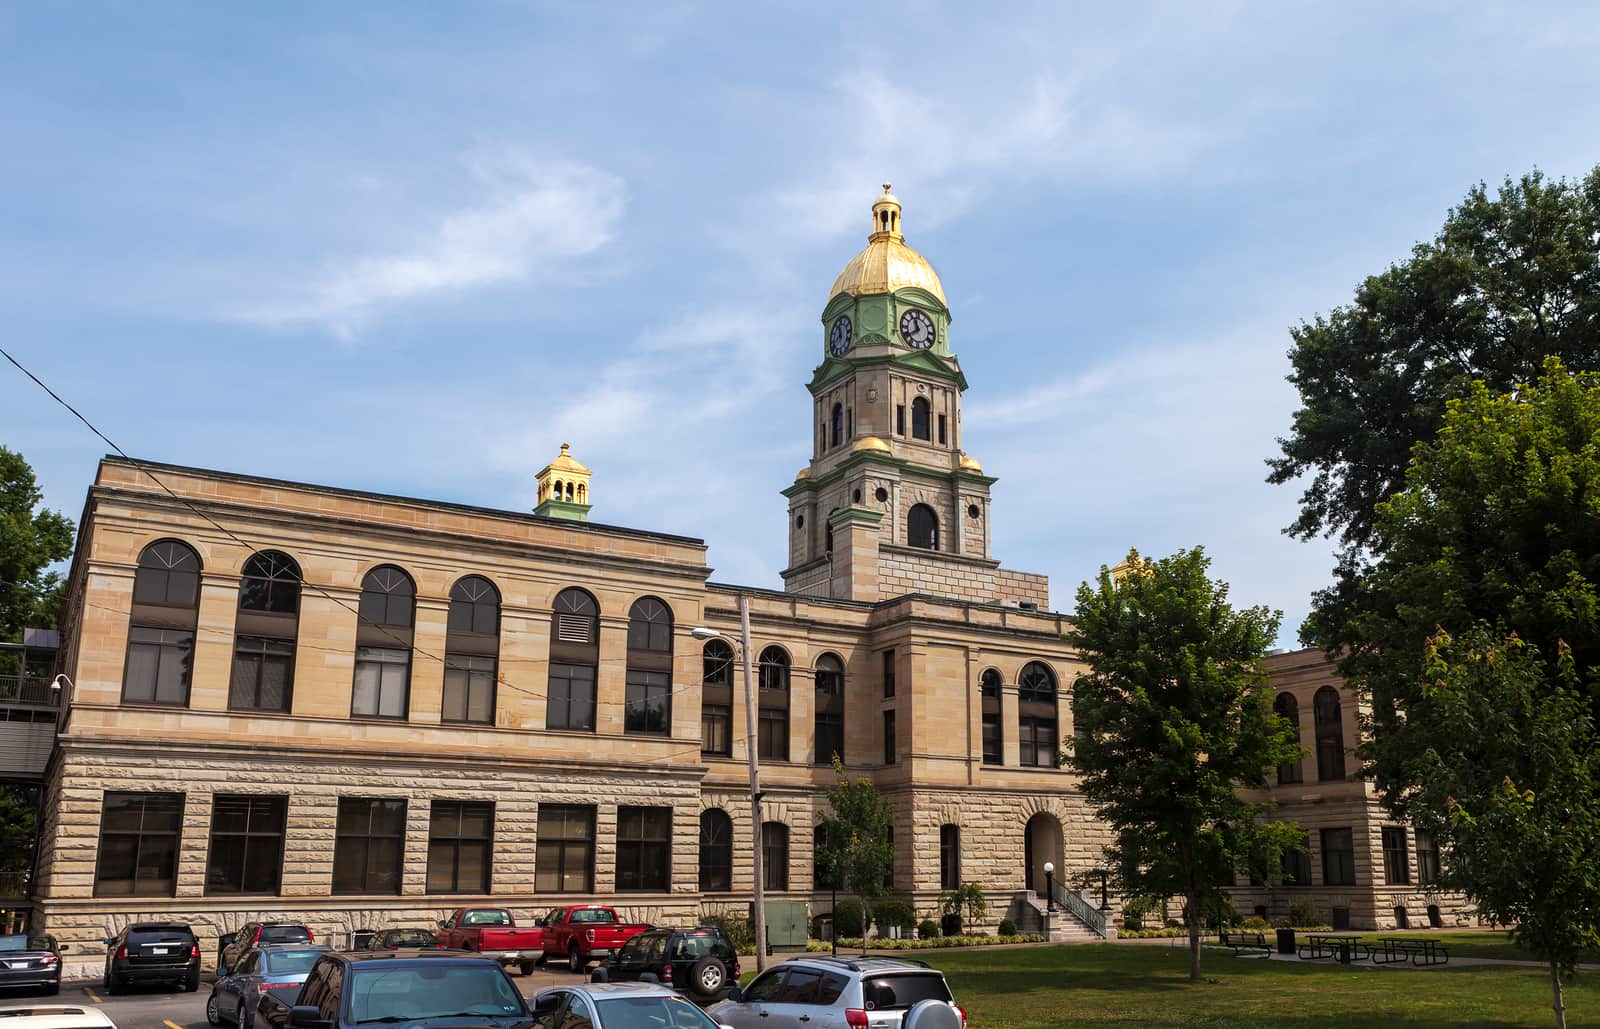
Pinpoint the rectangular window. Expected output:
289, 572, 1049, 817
442, 654, 496, 724
536, 805, 595, 893
896, 404, 906, 436
702, 704, 732, 757
758, 708, 789, 761
1019, 717, 1059, 767
1415, 829, 1440, 886
815, 709, 844, 767
95, 791, 183, 896
762, 823, 788, 892
427, 801, 492, 894
352, 646, 409, 719
937, 414, 947, 445
1281, 836, 1311, 886
1382, 826, 1411, 885
548, 662, 597, 731
1321, 827, 1355, 886
229, 636, 294, 712
206, 795, 286, 895
333, 798, 406, 895
615, 806, 671, 892
939, 825, 960, 890
122, 626, 194, 706
882, 650, 895, 698
883, 709, 896, 765
981, 677, 1002, 766
624, 669, 671, 735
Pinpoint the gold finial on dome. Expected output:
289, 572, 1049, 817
828, 185, 947, 307
534, 443, 593, 521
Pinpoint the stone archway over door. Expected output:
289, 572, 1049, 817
1024, 812, 1064, 895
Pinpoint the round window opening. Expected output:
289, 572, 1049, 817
967, 504, 981, 519
874, 487, 889, 503
795, 515, 805, 528
852, 489, 862, 503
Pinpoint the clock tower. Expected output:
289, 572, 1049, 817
780, 186, 1047, 609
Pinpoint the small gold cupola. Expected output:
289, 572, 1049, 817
534, 443, 593, 522
870, 183, 904, 241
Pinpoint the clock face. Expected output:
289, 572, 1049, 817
900, 309, 936, 349
829, 315, 853, 356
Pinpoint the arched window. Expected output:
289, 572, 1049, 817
757, 646, 790, 761
443, 576, 499, 724
1018, 661, 1058, 768
761, 821, 788, 891
352, 565, 414, 719
576, 483, 586, 503
980, 668, 1003, 765
625, 596, 673, 735
124, 539, 202, 706
698, 809, 733, 892
1314, 686, 1345, 781
1274, 692, 1303, 785
831, 403, 844, 448
939, 823, 961, 890
911, 396, 931, 440
701, 640, 734, 756
814, 653, 845, 765
230, 550, 300, 712
908, 504, 939, 550
549, 588, 599, 731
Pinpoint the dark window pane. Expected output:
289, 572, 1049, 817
333, 798, 406, 895
548, 662, 597, 730
536, 805, 595, 894
96, 792, 183, 897
426, 801, 493, 894
625, 669, 671, 735
699, 809, 732, 892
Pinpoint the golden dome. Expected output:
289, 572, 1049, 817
827, 184, 947, 308
853, 436, 892, 454
795, 467, 811, 480
959, 454, 983, 472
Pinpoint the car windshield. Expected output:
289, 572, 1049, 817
348, 965, 525, 1024
260, 927, 310, 943
866, 973, 954, 1010
261, 950, 325, 974
569, 909, 615, 923
595, 996, 720, 1029
0, 935, 49, 951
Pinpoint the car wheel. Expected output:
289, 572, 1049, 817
519, 960, 536, 976
206, 992, 225, 1026
106, 971, 122, 996
569, 946, 583, 973
236, 1001, 248, 1026
689, 957, 728, 998
185, 967, 201, 993
42, 981, 60, 997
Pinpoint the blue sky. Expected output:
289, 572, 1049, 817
4, 2, 1599, 644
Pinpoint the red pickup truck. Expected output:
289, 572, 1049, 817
538, 905, 651, 972
434, 908, 544, 975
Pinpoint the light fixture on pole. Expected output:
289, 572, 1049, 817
691, 596, 766, 972
1043, 861, 1055, 912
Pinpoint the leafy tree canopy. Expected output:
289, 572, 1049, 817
1269, 166, 1600, 553
814, 760, 895, 928
1068, 547, 1301, 981
0, 446, 73, 644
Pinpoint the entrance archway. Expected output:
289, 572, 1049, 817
1023, 812, 1064, 895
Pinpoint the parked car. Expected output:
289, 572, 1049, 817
0, 935, 64, 996
434, 908, 543, 975
218, 924, 314, 976
251, 951, 531, 1029
362, 928, 437, 950
0, 1004, 118, 1029
707, 957, 965, 1029
206, 944, 330, 1027
538, 905, 652, 973
102, 922, 201, 994
532, 982, 731, 1029
594, 927, 738, 1002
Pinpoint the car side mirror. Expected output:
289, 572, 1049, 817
534, 918, 546, 927
288, 1006, 331, 1029
532, 995, 561, 1015
221, 933, 236, 947
57, 944, 69, 953
102, 938, 116, 947
589, 968, 608, 983
725, 984, 743, 1002
437, 920, 449, 929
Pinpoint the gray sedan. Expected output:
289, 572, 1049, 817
206, 944, 329, 1026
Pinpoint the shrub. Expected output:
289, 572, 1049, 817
918, 919, 940, 940
833, 898, 867, 937
1288, 899, 1319, 928
699, 913, 754, 954
998, 918, 1017, 936
873, 898, 916, 933
825, 934, 1044, 951
1240, 916, 1270, 932
940, 913, 962, 937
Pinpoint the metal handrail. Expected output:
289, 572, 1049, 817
0, 676, 57, 705
1052, 878, 1107, 937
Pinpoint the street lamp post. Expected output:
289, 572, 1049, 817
692, 594, 766, 972
1097, 862, 1109, 912
1043, 861, 1055, 912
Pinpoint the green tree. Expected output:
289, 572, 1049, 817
0, 446, 74, 645
814, 760, 894, 947
1068, 548, 1302, 981
1268, 167, 1600, 553
0, 785, 38, 897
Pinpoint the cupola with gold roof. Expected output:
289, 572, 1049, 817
534, 443, 592, 522
827, 184, 948, 309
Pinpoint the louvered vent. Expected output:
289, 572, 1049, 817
556, 612, 594, 644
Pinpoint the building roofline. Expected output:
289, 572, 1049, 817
706, 580, 1067, 619
97, 455, 707, 549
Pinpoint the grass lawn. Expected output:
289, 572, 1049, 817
1348, 929, 1600, 965
930, 942, 1597, 1028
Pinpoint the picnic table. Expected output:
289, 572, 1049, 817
1297, 933, 1368, 964
1371, 936, 1449, 966
1219, 929, 1271, 956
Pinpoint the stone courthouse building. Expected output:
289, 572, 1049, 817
32, 187, 1462, 972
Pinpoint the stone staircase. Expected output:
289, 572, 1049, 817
1008, 891, 1104, 943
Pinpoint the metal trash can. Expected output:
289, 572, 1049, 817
1276, 928, 1295, 955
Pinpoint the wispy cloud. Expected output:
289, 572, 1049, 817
233, 156, 625, 338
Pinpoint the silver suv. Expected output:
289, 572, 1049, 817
706, 957, 965, 1029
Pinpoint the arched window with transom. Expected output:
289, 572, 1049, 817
912, 396, 931, 440
1314, 685, 1345, 781
548, 588, 599, 731
758, 646, 791, 761
701, 640, 733, 756
1018, 661, 1058, 767
625, 596, 673, 735
980, 668, 1003, 765
698, 808, 733, 892
443, 576, 499, 724
124, 539, 202, 706
352, 565, 414, 719
814, 653, 845, 766
908, 504, 939, 550
230, 550, 300, 712
1274, 692, 1303, 785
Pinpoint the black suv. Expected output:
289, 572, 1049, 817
594, 927, 738, 1002
103, 922, 201, 994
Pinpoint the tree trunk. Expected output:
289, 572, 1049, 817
1186, 889, 1202, 982
1550, 960, 1567, 1029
